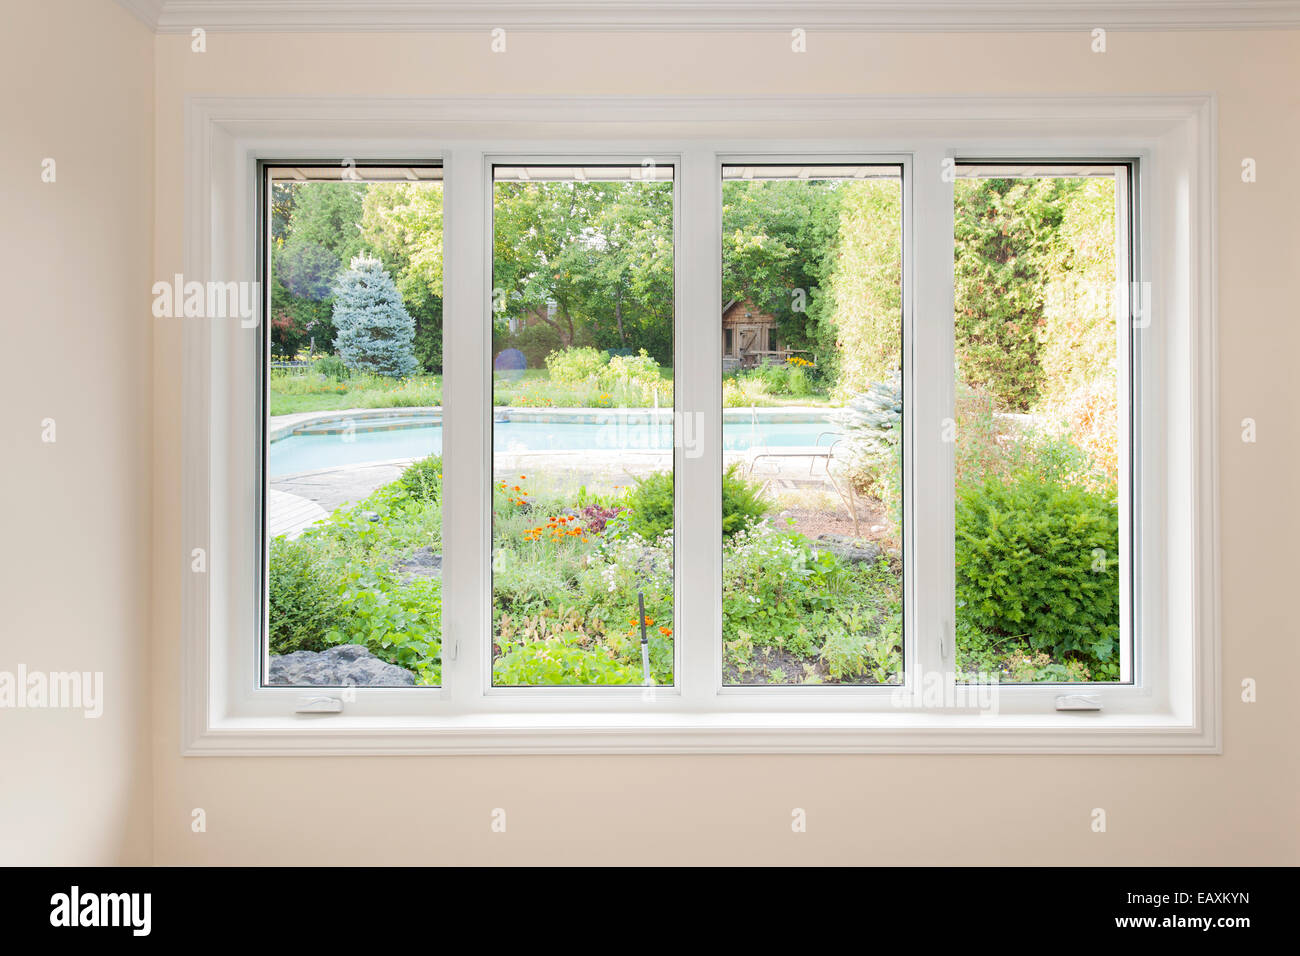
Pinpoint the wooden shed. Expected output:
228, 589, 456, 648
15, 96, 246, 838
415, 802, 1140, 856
721, 297, 783, 369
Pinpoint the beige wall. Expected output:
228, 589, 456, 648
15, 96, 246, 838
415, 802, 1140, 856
0, 0, 154, 865
8, 7, 1298, 864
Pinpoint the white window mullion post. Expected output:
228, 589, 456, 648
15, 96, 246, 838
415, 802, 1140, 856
909, 147, 956, 700
676, 147, 722, 704
440, 148, 489, 707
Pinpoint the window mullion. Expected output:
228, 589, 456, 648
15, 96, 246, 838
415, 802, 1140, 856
440, 147, 489, 708
909, 146, 956, 699
676, 147, 722, 704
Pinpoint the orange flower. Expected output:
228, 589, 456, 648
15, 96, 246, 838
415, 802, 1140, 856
659, 626, 672, 637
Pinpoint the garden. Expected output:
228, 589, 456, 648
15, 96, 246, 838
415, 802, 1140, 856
266, 165, 1123, 688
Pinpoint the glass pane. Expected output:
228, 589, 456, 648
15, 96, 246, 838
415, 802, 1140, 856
720, 165, 903, 686
265, 166, 445, 687
953, 165, 1127, 684
491, 164, 675, 687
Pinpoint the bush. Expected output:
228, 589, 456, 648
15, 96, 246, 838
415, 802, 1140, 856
546, 346, 608, 384
596, 350, 663, 395
397, 454, 442, 502
955, 472, 1119, 665
313, 353, 350, 381
267, 536, 341, 654
616, 466, 766, 542
507, 324, 565, 369
786, 365, 812, 397
493, 633, 641, 686
721, 465, 769, 537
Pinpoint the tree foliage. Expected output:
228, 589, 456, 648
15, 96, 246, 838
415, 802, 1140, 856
824, 179, 903, 396
722, 179, 842, 366
952, 177, 1075, 410
332, 254, 419, 377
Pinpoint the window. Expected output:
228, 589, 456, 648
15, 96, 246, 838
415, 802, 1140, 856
182, 94, 1218, 754
951, 162, 1134, 685
489, 164, 676, 687
262, 163, 444, 689
719, 164, 903, 686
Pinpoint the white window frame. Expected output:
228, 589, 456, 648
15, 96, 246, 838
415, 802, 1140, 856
180, 94, 1218, 754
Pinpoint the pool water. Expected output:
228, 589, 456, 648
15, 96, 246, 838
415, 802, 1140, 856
269, 419, 835, 476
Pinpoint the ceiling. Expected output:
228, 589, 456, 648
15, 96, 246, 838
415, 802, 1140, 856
112, 1, 1300, 34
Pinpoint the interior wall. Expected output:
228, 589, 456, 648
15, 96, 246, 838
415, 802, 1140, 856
0, 0, 154, 865
144, 28, 1299, 865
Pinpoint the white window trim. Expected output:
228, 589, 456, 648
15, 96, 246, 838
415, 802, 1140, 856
180, 94, 1218, 755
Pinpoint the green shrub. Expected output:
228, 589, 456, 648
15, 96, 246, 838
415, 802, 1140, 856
326, 567, 441, 683
397, 454, 442, 502
616, 466, 766, 542
599, 349, 659, 382
493, 633, 641, 686
313, 353, 351, 381
955, 473, 1119, 665
786, 365, 812, 397
545, 346, 608, 384
267, 536, 341, 654
615, 471, 674, 541
508, 324, 565, 368
722, 464, 769, 537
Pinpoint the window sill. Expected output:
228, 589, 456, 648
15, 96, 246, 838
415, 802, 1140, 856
183, 708, 1218, 755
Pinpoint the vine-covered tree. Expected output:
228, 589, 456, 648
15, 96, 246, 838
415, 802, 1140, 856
332, 254, 419, 377
953, 177, 1074, 410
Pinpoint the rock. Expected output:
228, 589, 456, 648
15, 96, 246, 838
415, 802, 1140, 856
268, 644, 416, 686
394, 546, 441, 582
812, 533, 882, 565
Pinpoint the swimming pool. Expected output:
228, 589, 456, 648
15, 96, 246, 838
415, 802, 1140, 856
268, 417, 837, 476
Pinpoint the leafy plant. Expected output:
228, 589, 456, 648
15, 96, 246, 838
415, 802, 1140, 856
545, 346, 608, 384
325, 568, 441, 683
267, 536, 342, 654
313, 353, 351, 381
397, 454, 443, 502
955, 472, 1119, 665
493, 633, 642, 686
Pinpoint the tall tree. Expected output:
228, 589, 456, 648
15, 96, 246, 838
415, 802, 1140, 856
952, 177, 1074, 410
332, 254, 419, 377
362, 182, 445, 371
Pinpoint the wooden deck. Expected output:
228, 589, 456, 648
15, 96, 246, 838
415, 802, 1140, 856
267, 488, 329, 540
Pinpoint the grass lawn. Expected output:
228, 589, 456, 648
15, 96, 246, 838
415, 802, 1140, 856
271, 366, 838, 416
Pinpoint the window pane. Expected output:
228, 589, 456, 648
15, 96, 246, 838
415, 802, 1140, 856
491, 165, 675, 687
953, 164, 1128, 684
720, 165, 903, 686
264, 166, 445, 688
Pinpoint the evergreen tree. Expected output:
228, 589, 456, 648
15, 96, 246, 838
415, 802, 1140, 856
331, 254, 418, 377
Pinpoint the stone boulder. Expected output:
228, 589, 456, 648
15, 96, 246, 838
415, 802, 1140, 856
811, 534, 882, 565
268, 644, 416, 686
394, 546, 442, 583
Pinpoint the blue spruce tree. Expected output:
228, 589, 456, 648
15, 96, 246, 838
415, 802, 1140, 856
331, 254, 419, 377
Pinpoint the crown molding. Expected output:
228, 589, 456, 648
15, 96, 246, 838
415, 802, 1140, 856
114, 1, 1300, 34
111, 0, 167, 29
